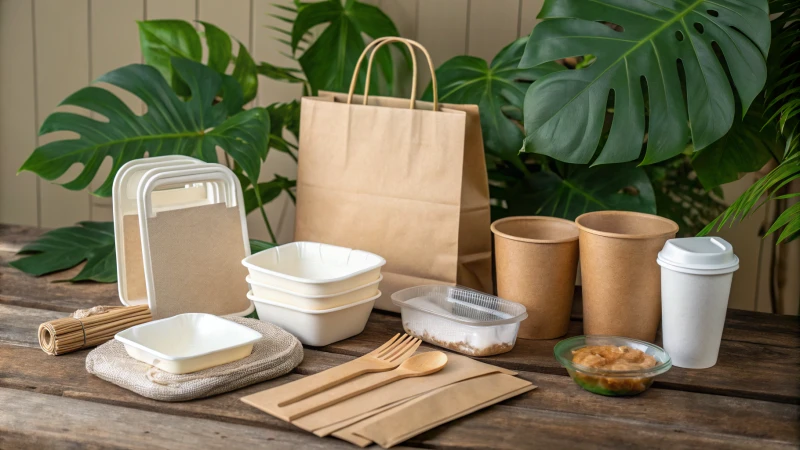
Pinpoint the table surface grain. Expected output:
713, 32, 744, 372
1, 223, 798, 450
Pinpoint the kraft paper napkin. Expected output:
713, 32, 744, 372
312, 396, 420, 438
241, 352, 515, 433
338, 373, 535, 448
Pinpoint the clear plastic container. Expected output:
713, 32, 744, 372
554, 335, 672, 396
391, 285, 528, 357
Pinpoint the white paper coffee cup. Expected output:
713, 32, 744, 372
657, 237, 739, 369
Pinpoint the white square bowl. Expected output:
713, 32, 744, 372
247, 290, 378, 347
246, 274, 382, 310
115, 313, 262, 374
242, 242, 386, 296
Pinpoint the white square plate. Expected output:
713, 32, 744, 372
115, 313, 262, 374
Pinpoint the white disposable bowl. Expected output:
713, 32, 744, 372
242, 242, 385, 296
114, 313, 262, 374
248, 290, 378, 347
247, 274, 382, 310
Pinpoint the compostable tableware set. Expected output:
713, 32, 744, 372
30, 36, 747, 448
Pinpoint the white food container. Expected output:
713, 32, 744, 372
247, 290, 378, 346
242, 242, 386, 296
246, 274, 382, 310
392, 285, 528, 357
114, 313, 262, 374
657, 237, 739, 369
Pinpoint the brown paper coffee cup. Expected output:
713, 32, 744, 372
491, 217, 579, 339
575, 211, 679, 342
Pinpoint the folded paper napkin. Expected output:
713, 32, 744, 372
242, 351, 535, 448
86, 317, 303, 402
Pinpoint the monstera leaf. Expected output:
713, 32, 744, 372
11, 221, 276, 282
422, 38, 564, 162
10, 222, 116, 282
139, 20, 259, 103
519, 0, 771, 165
290, 0, 405, 94
19, 58, 270, 197
499, 165, 655, 220
691, 105, 779, 190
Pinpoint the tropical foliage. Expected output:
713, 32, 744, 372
426, 37, 723, 232
14, 0, 404, 281
519, 0, 796, 242
519, 0, 770, 166
701, 2, 800, 243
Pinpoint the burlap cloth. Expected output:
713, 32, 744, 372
85, 317, 303, 402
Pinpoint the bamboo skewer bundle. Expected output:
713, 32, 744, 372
38, 305, 152, 355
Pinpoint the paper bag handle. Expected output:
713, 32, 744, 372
346, 37, 439, 111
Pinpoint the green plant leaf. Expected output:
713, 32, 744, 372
257, 61, 306, 85
645, 154, 725, 237
501, 164, 656, 220
232, 40, 259, 104
243, 176, 297, 214
139, 20, 259, 103
291, 0, 402, 94
692, 106, 779, 190
199, 21, 232, 73
9, 222, 116, 282
11, 221, 278, 282
422, 38, 564, 160
249, 238, 278, 253
138, 20, 201, 96
265, 101, 301, 163
519, 0, 770, 165
19, 58, 270, 197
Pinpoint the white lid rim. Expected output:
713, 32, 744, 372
657, 257, 740, 275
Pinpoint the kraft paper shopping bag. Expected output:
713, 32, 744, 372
295, 37, 493, 311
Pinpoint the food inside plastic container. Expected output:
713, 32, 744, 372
554, 335, 672, 396
391, 285, 527, 357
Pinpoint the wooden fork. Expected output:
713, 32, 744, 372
273, 333, 421, 407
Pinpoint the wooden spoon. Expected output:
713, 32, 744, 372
281, 351, 448, 422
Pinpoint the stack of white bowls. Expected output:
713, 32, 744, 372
242, 241, 385, 346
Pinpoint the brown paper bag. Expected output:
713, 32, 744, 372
294, 37, 493, 311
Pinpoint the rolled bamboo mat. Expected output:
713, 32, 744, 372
38, 305, 152, 355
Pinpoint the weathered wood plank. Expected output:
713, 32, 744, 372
0, 387, 367, 450
0, 344, 797, 447
1, 247, 118, 313
0, 303, 67, 348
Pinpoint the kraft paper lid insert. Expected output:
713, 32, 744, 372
112, 158, 253, 319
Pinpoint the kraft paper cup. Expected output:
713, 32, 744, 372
574, 211, 679, 342
491, 216, 579, 339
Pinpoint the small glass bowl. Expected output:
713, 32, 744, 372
554, 335, 672, 396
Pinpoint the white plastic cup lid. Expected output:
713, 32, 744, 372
657, 237, 739, 274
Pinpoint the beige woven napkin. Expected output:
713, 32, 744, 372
86, 317, 303, 402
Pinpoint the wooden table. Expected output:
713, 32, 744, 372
1, 223, 798, 449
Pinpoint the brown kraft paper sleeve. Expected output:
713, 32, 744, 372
340, 373, 535, 448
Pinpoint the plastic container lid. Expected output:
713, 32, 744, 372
391, 285, 527, 327
657, 237, 739, 275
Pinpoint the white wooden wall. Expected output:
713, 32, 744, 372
0, 0, 797, 314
